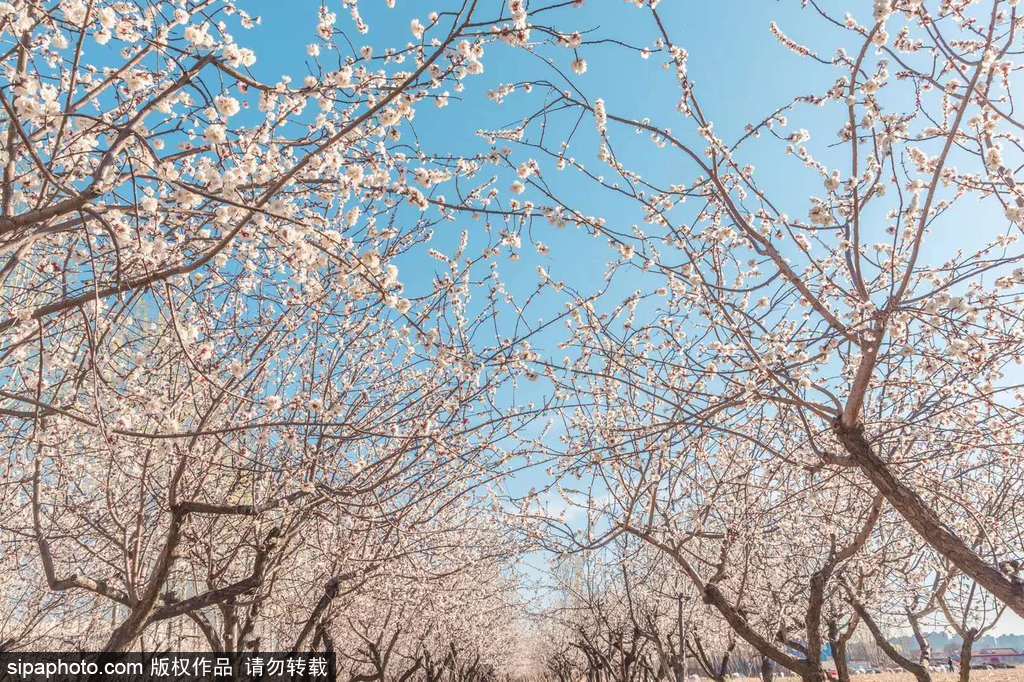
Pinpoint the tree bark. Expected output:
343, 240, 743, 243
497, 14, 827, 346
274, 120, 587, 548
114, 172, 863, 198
835, 422, 1024, 618
908, 610, 931, 669
849, 599, 931, 682
802, 668, 830, 682
103, 510, 186, 652
828, 627, 850, 682
623, 526, 811, 678
959, 631, 976, 682
292, 576, 342, 652
671, 657, 686, 682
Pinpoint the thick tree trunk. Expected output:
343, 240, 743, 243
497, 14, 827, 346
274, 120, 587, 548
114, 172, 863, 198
959, 632, 976, 682
835, 423, 1024, 618
801, 666, 830, 682
700, 584, 809, 677
832, 636, 850, 682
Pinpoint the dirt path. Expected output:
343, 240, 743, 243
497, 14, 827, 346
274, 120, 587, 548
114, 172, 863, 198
735, 672, 1024, 682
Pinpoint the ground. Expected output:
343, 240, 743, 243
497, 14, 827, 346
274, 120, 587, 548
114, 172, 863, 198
743, 672, 1024, 681
847, 673, 1024, 681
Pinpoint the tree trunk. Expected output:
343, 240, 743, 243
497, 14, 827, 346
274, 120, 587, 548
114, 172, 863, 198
760, 655, 774, 682
849, 599, 931, 682
671, 660, 686, 682
699, 584, 809, 677
908, 612, 931, 669
832, 636, 850, 682
835, 423, 1024, 618
801, 667, 829, 682
959, 632, 976, 682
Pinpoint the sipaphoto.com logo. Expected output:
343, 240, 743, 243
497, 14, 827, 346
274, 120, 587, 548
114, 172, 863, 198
4, 651, 143, 675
